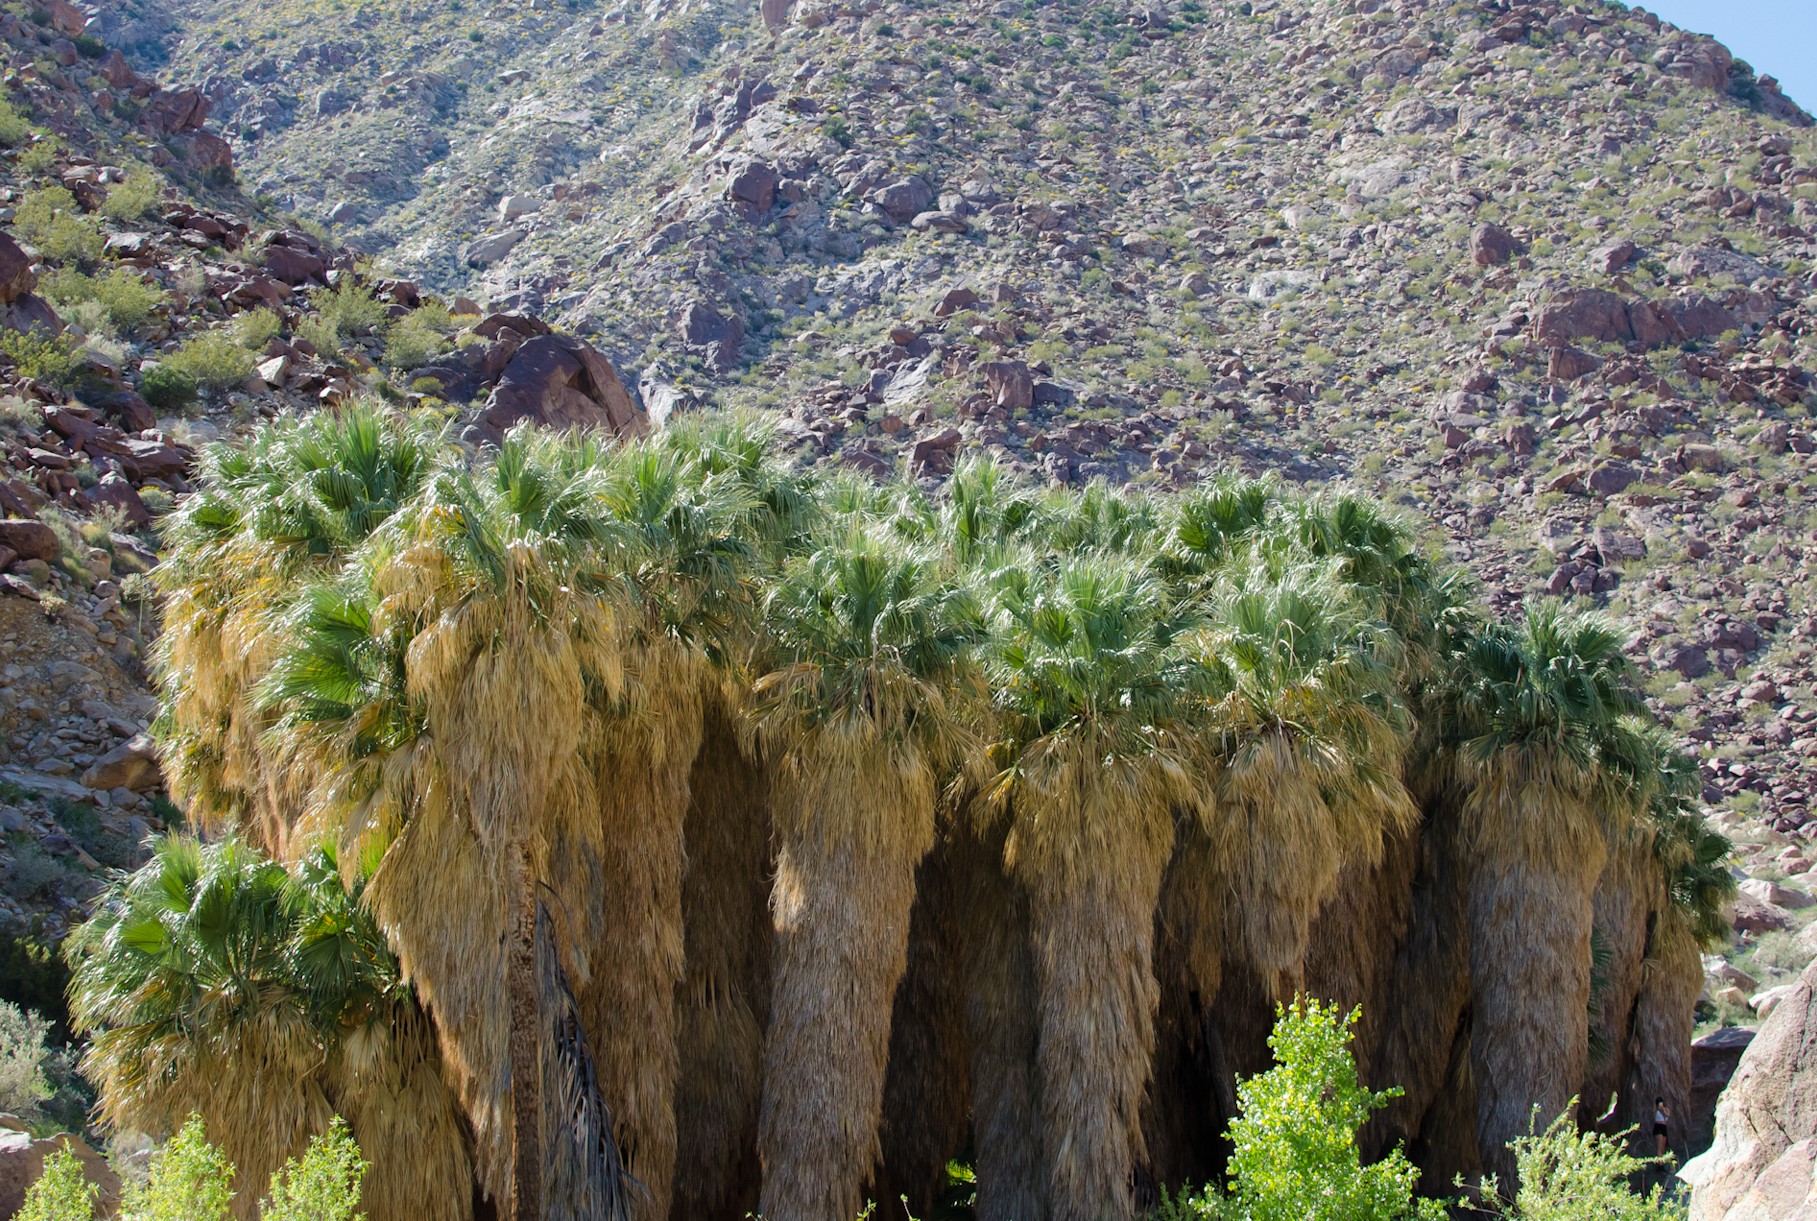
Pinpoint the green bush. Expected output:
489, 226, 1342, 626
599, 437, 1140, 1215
313, 281, 389, 339
0, 328, 81, 385
0, 928, 72, 1039
160, 331, 255, 392
139, 364, 198, 413
16, 1147, 96, 1221
381, 304, 451, 370
1476, 1109, 1684, 1220
260, 1118, 367, 1221
1159, 1000, 1447, 1221
0, 1000, 53, 1123
12, 187, 105, 266
296, 313, 341, 359
123, 1115, 235, 1221
42, 268, 164, 332
232, 306, 284, 350
101, 167, 163, 222
0, 97, 34, 148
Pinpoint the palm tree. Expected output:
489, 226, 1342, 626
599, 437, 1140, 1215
1186, 555, 1416, 1002
570, 434, 761, 1221
1434, 601, 1649, 1190
261, 425, 629, 1218
982, 554, 1194, 1221
154, 403, 443, 850
748, 526, 984, 1221
66, 836, 474, 1221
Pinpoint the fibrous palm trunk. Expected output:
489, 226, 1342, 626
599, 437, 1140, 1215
672, 701, 772, 1221
1581, 834, 1655, 1130
959, 831, 1048, 1221
757, 754, 936, 1221
580, 650, 703, 1221
1013, 777, 1175, 1221
509, 843, 544, 1221
1628, 912, 1700, 1161
1358, 797, 1473, 1167
876, 835, 973, 1218
1466, 779, 1607, 1190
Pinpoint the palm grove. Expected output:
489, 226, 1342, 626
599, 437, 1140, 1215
62, 403, 1734, 1221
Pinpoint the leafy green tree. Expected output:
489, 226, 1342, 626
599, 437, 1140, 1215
261, 1118, 367, 1221
123, 1115, 236, 1221
1476, 1109, 1683, 1220
16, 1147, 97, 1221
1170, 1000, 1447, 1221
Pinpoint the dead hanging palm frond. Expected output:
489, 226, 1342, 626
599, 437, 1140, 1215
1184, 554, 1417, 999
153, 402, 448, 849
539, 898, 636, 1221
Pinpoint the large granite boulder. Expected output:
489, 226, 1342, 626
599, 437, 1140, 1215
1683, 959, 1817, 1218
468, 333, 649, 446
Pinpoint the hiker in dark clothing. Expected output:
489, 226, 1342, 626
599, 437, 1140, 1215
1654, 1096, 1671, 1159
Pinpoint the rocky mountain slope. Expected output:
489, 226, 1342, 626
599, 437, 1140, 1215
2, 0, 1816, 1068
139, 0, 1817, 858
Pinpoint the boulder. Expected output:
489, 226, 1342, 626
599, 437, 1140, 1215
81, 474, 151, 530
933, 287, 981, 318
0, 1131, 122, 1217
1729, 893, 1794, 935
677, 302, 743, 371
727, 161, 777, 213
981, 360, 1034, 412
0, 233, 36, 304
42, 0, 88, 38
1469, 222, 1522, 266
869, 176, 935, 224
261, 244, 327, 286
469, 334, 649, 446
1683, 960, 1817, 1218
1587, 460, 1639, 496
81, 732, 160, 793
140, 88, 211, 136
497, 194, 541, 223
0, 520, 58, 563
465, 230, 525, 268
1739, 878, 1814, 910
1689, 1027, 1756, 1155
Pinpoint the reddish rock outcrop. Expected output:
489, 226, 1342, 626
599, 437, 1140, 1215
468, 333, 649, 445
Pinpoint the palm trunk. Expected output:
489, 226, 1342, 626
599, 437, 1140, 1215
1466, 783, 1607, 1191
758, 772, 934, 1221
1359, 799, 1473, 1166
1581, 838, 1654, 1130
580, 655, 703, 1221
876, 836, 973, 1219
960, 832, 1048, 1221
509, 842, 544, 1221
672, 702, 771, 1221
1018, 784, 1174, 1221
1627, 912, 1699, 1162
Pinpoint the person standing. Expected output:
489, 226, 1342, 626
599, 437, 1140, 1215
1654, 1097, 1672, 1159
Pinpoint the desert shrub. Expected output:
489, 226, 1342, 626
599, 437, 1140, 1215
0, 1000, 53, 1122
295, 313, 341, 359
101, 167, 163, 222
161, 331, 255, 392
138, 364, 197, 413
0, 97, 33, 148
260, 1118, 366, 1221
232, 306, 284, 350
1158, 1000, 1448, 1221
123, 1115, 235, 1221
0, 328, 80, 385
381, 304, 451, 370
42, 269, 164, 331
16, 1147, 96, 1221
16, 141, 58, 175
12, 187, 105, 266
1475, 1108, 1683, 1219
314, 281, 388, 339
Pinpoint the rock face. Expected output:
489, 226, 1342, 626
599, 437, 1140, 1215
0, 1130, 123, 1218
469, 333, 650, 445
1683, 959, 1817, 1219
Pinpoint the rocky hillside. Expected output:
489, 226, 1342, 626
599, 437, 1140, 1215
137, 0, 1817, 859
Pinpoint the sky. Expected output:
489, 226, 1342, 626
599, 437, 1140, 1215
1636, 1, 1817, 112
